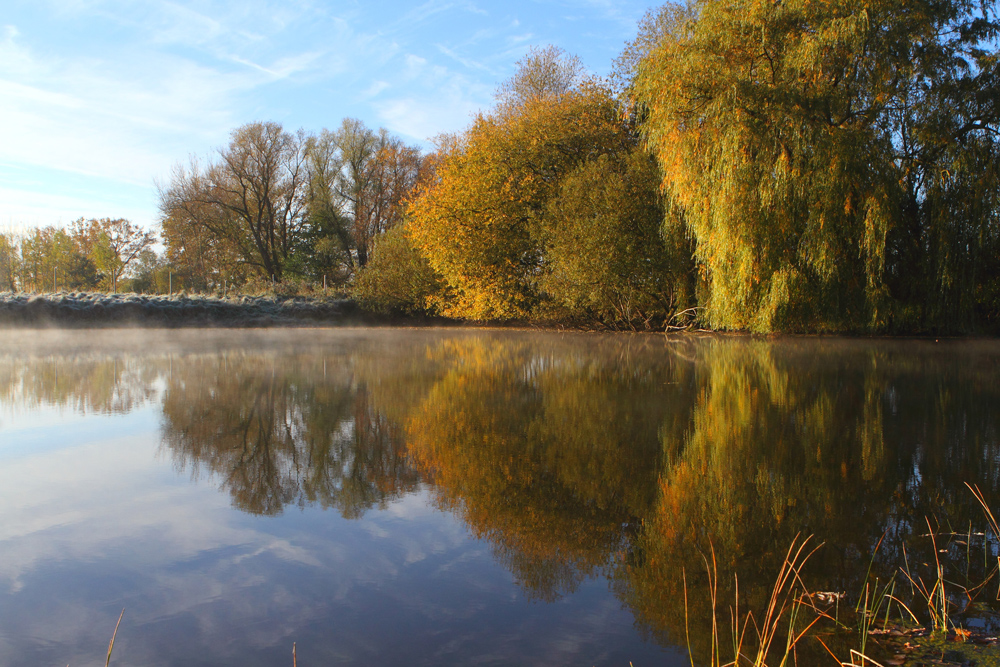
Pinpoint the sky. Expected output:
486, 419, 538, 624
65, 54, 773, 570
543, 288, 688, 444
0, 0, 656, 234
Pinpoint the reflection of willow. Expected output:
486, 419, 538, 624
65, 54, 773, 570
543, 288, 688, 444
0, 354, 157, 414
405, 336, 696, 601
616, 340, 1000, 664
9, 332, 999, 661
160, 354, 418, 517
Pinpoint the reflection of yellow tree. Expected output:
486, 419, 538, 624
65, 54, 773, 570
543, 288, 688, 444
617, 339, 1000, 664
161, 353, 418, 517
405, 336, 693, 600
348, 333, 454, 427
6, 332, 1000, 662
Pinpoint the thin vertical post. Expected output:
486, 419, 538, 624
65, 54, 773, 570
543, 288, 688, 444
169, 272, 172, 294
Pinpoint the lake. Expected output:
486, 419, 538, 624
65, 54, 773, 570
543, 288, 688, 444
1, 328, 998, 666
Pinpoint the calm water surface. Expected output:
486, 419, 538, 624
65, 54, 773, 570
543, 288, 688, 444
1, 329, 998, 666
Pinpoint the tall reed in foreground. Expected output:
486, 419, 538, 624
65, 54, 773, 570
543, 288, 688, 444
106, 609, 124, 667
683, 482, 1000, 667
967, 482, 1000, 599
684, 535, 825, 667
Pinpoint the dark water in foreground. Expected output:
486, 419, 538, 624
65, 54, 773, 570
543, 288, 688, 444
1, 329, 999, 666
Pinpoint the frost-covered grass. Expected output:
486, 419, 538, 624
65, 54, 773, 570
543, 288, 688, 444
0, 291, 359, 327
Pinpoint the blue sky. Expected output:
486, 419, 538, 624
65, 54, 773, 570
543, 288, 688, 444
0, 0, 655, 233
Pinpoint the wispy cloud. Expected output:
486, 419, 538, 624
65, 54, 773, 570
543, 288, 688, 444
400, 0, 489, 26
436, 43, 493, 72
362, 80, 391, 98
0, 0, 650, 230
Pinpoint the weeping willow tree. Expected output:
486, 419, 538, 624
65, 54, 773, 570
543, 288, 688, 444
627, 0, 1000, 332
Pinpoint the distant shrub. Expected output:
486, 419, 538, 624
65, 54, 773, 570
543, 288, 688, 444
234, 276, 344, 299
352, 226, 445, 315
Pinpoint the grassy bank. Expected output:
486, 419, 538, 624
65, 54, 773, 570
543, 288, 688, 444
0, 291, 374, 328
0, 291, 586, 330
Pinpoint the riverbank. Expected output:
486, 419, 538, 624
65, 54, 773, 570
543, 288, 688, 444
0, 292, 359, 327
0, 291, 583, 331
0, 291, 434, 328
4, 292, 995, 339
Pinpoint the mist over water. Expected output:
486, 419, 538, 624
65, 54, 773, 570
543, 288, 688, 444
1, 329, 999, 665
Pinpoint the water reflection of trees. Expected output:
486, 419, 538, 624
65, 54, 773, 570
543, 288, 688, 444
614, 340, 1000, 662
388, 336, 1000, 663
4, 333, 1000, 663
160, 353, 418, 518
403, 336, 696, 600
0, 354, 157, 414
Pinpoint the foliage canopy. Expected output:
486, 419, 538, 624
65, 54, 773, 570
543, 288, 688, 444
628, 0, 1000, 332
408, 50, 694, 326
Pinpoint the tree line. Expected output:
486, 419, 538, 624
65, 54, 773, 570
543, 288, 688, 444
625, 0, 1000, 333
0, 116, 424, 296
4, 0, 999, 333
0, 218, 155, 293
159, 117, 425, 292
361, 0, 1000, 333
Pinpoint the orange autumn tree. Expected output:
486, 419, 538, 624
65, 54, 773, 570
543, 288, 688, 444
402, 335, 672, 600
407, 46, 693, 325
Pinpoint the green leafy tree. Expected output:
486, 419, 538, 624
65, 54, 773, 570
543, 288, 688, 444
16, 228, 55, 292
0, 233, 18, 291
542, 150, 695, 328
301, 129, 356, 283
351, 225, 445, 314
13, 226, 99, 292
128, 248, 171, 294
303, 119, 423, 278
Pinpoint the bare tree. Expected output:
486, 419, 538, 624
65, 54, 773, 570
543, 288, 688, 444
159, 121, 308, 281
495, 45, 588, 113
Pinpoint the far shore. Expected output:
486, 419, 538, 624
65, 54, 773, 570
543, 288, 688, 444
0, 291, 390, 328
4, 292, 997, 340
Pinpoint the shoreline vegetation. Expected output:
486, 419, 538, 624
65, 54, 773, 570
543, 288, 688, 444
5, 1, 1000, 336
678, 487, 1000, 667
2, 290, 999, 337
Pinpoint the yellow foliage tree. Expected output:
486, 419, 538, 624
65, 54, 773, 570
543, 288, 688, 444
408, 81, 628, 320
628, 0, 1000, 332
